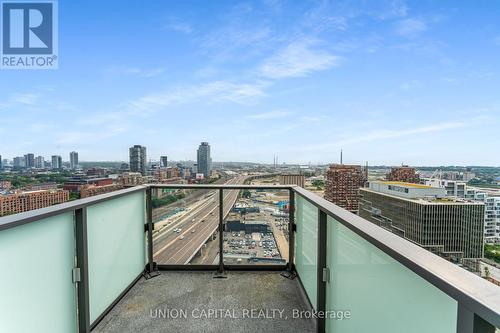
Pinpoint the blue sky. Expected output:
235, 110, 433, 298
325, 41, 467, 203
1, 0, 499, 165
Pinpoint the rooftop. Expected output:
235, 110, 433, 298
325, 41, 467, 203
380, 181, 433, 189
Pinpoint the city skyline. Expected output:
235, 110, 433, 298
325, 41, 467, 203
0, 1, 499, 165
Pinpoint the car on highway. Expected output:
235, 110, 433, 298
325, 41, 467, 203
201, 219, 205, 223
191, 229, 196, 233
179, 235, 185, 240
192, 218, 196, 222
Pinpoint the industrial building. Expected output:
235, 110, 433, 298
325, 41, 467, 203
278, 174, 305, 188
386, 166, 420, 183
225, 219, 270, 234
359, 181, 485, 260
324, 164, 366, 213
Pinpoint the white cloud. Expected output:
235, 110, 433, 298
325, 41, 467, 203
299, 122, 466, 151
127, 80, 270, 112
396, 18, 427, 37
259, 38, 340, 79
107, 66, 166, 78
56, 126, 127, 145
246, 110, 292, 120
11, 93, 40, 105
400, 79, 422, 90
169, 22, 192, 34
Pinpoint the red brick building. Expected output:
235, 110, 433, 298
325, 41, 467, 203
324, 164, 366, 213
0, 190, 69, 216
386, 166, 420, 183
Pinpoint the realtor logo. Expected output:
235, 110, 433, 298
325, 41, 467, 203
1, 0, 58, 69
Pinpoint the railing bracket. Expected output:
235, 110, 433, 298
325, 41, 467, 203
143, 262, 160, 280
280, 270, 297, 280
72, 267, 81, 283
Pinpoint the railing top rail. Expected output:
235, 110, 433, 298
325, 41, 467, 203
149, 184, 293, 190
0, 185, 147, 231
293, 186, 500, 328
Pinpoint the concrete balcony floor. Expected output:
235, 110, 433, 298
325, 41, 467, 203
94, 271, 316, 333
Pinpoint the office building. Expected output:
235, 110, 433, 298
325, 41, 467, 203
279, 174, 305, 188
129, 145, 147, 175
13, 156, 24, 169
160, 156, 168, 168
24, 153, 35, 168
386, 166, 420, 183
424, 179, 467, 197
359, 181, 484, 260
70, 151, 79, 170
324, 164, 366, 213
51, 155, 62, 170
197, 142, 212, 178
35, 156, 45, 169
0, 190, 70, 217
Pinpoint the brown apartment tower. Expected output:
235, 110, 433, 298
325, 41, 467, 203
325, 164, 366, 213
386, 165, 420, 183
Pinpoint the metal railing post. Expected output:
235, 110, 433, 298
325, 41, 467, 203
145, 187, 159, 278
218, 188, 224, 273
457, 303, 497, 333
147, 188, 154, 272
75, 207, 90, 333
316, 209, 327, 333
288, 189, 295, 272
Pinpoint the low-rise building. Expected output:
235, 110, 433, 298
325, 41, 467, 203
466, 188, 500, 243
424, 179, 467, 197
80, 184, 124, 198
63, 177, 113, 193
0, 190, 70, 216
119, 172, 147, 186
278, 174, 305, 188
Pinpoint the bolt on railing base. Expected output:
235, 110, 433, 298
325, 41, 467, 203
143, 262, 160, 280
213, 271, 228, 279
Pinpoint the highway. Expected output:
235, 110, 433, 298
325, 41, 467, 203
153, 176, 245, 264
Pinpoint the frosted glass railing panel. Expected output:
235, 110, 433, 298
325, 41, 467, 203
325, 215, 458, 333
295, 195, 318, 308
87, 191, 146, 323
0, 213, 77, 333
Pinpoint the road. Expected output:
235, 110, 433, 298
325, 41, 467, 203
153, 176, 246, 264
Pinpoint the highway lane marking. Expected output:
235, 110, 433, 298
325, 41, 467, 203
153, 195, 215, 242
155, 180, 243, 263
159, 190, 238, 263
153, 177, 241, 259
168, 191, 239, 264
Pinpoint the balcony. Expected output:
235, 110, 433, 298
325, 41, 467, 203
0, 183, 499, 333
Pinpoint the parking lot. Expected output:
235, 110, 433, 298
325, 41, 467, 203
223, 231, 281, 264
